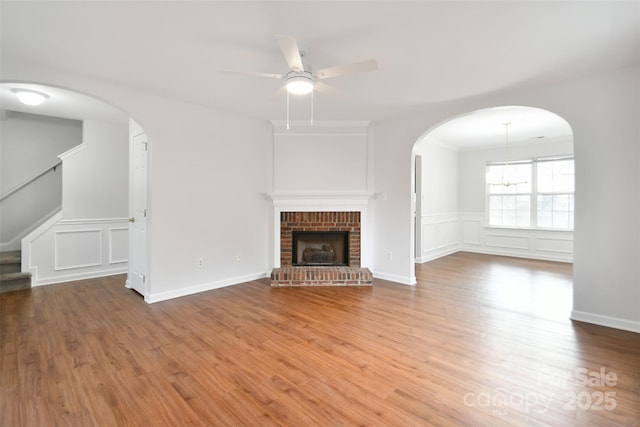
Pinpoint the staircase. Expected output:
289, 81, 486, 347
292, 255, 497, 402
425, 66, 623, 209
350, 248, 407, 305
0, 251, 32, 293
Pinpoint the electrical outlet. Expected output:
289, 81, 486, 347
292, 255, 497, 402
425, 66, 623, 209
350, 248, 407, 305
387, 251, 393, 261
235, 253, 241, 262
197, 258, 204, 268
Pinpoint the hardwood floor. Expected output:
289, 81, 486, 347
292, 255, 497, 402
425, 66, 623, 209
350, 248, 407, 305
1, 252, 638, 426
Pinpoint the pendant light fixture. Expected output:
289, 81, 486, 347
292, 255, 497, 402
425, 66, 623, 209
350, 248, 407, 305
489, 122, 528, 187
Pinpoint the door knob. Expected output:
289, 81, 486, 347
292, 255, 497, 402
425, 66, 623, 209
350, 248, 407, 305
128, 217, 136, 223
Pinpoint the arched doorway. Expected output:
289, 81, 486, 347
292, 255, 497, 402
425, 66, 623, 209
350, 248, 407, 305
412, 106, 574, 265
0, 82, 148, 295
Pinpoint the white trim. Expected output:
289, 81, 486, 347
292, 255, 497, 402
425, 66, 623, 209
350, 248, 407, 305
108, 227, 128, 264
416, 247, 458, 264
460, 247, 572, 263
145, 271, 269, 304
571, 310, 640, 334
372, 271, 416, 286
268, 191, 373, 201
58, 218, 128, 225
57, 143, 87, 161
32, 267, 128, 287
22, 210, 64, 273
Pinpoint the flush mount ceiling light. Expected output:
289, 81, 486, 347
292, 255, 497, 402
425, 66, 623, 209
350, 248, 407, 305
285, 71, 314, 95
11, 88, 49, 106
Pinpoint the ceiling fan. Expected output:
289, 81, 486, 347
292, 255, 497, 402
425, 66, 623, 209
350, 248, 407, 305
223, 35, 378, 97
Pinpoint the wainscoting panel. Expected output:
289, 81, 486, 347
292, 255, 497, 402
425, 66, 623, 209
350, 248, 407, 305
109, 227, 129, 264
485, 234, 530, 251
23, 217, 129, 286
534, 237, 574, 254
55, 229, 102, 270
417, 214, 459, 263
459, 212, 573, 263
417, 212, 573, 263
462, 219, 482, 246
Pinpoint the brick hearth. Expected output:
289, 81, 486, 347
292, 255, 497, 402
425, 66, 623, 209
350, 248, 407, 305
271, 266, 373, 287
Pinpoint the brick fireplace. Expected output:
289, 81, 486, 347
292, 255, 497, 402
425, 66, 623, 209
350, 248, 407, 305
270, 209, 372, 286
280, 211, 361, 267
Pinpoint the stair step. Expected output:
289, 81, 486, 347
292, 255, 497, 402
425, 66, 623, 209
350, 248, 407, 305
0, 272, 32, 293
0, 251, 31, 293
0, 250, 21, 265
0, 250, 22, 273
0, 262, 21, 274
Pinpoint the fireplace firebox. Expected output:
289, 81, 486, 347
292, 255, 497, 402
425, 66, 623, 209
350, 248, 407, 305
292, 231, 349, 266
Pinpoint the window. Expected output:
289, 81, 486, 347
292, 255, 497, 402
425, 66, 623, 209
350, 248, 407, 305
487, 157, 574, 229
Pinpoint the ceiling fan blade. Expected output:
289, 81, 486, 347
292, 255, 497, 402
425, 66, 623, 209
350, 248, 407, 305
277, 36, 304, 72
316, 59, 378, 80
313, 81, 346, 97
220, 70, 283, 79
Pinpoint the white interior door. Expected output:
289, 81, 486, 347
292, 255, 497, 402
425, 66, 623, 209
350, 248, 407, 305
128, 130, 148, 297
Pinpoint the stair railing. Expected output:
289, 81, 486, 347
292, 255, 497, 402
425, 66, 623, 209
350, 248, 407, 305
0, 160, 62, 202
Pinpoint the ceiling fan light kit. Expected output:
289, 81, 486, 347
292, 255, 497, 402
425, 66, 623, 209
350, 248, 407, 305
285, 71, 314, 95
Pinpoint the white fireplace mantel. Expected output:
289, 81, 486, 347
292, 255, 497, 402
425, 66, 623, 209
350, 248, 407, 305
268, 192, 374, 269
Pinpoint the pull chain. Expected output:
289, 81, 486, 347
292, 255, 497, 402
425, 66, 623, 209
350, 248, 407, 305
286, 90, 290, 130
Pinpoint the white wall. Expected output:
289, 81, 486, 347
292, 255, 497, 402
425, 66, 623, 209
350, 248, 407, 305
62, 119, 129, 219
145, 100, 271, 302
414, 138, 459, 262
373, 65, 640, 332
0, 111, 81, 249
271, 121, 371, 194
1, 111, 81, 191
415, 139, 459, 215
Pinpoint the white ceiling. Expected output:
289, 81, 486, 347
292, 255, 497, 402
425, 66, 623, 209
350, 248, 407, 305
426, 106, 572, 149
0, 83, 129, 124
1, 1, 638, 145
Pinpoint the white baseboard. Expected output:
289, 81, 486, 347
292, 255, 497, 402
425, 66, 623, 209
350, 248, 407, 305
571, 310, 640, 334
372, 271, 416, 286
32, 267, 128, 287
459, 246, 573, 263
145, 271, 270, 304
416, 247, 458, 264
